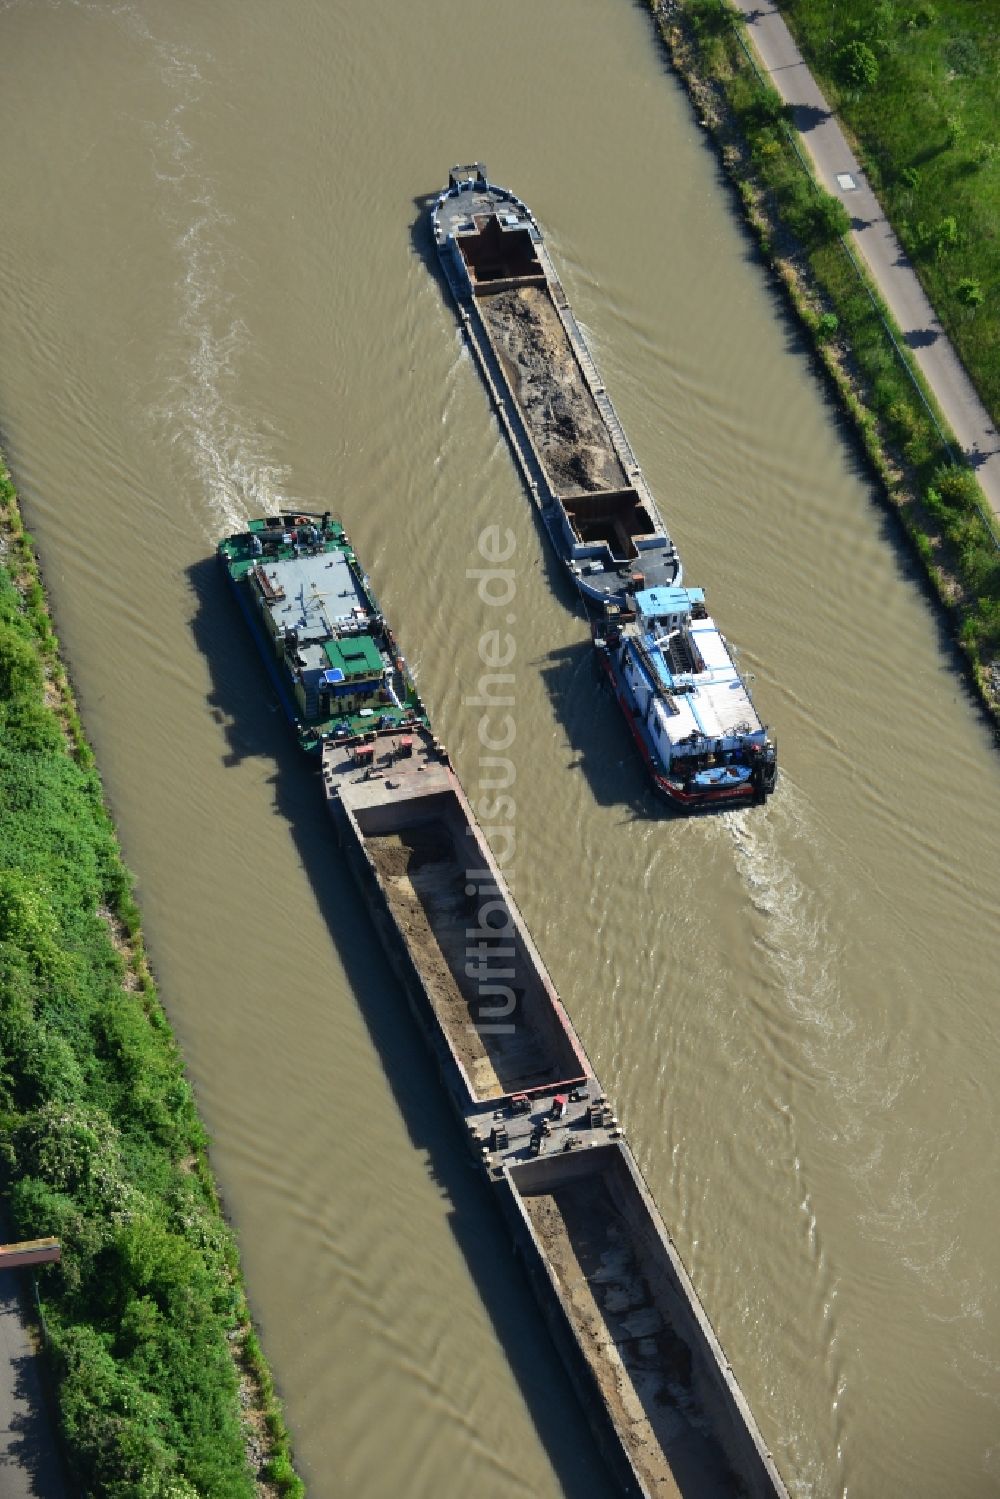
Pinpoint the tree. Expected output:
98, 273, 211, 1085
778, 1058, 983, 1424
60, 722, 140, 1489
808, 191, 852, 244
838, 40, 879, 92
746, 85, 790, 130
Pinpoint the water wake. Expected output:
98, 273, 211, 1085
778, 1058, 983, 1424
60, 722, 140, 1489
723, 778, 842, 1037
103, 1, 291, 538
724, 779, 917, 1128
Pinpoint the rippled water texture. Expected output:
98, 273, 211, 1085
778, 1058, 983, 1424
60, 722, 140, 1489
1, 1, 998, 1495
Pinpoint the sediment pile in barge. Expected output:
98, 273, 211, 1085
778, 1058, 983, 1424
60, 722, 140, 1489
431, 165, 778, 810
219, 517, 789, 1496
432, 168, 679, 610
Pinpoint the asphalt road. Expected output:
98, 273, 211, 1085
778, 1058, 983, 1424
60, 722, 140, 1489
731, 0, 1000, 519
0, 1277, 66, 1499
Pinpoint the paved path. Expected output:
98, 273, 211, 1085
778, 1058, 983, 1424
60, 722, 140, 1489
730, 0, 1000, 520
0, 1277, 67, 1499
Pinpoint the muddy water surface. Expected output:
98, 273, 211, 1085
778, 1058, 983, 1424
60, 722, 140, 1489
1, 1, 999, 1495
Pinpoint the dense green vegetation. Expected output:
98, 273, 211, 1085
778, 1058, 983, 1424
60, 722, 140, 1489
0, 465, 303, 1496
652, 0, 1000, 709
778, 0, 1000, 427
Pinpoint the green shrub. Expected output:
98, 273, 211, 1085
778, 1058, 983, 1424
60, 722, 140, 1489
932, 462, 979, 508
786, 187, 851, 245
265, 1453, 305, 1492
687, 0, 734, 39
0, 623, 42, 700
9, 1177, 109, 1298
973, 596, 1000, 654
956, 276, 985, 310
923, 485, 948, 524
837, 39, 879, 90
944, 34, 981, 78
0, 1007, 84, 1111
871, 374, 902, 412
55, 1324, 176, 1492
114, 1216, 211, 1317
867, 1, 898, 48
914, 214, 959, 260
12, 1102, 128, 1209
0, 871, 65, 981
944, 112, 966, 150
744, 84, 790, 130
962, 542, 1000, 597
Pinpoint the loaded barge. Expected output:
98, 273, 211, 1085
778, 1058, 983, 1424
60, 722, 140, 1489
431, 164, 777, 808
219, 515, 790, 1498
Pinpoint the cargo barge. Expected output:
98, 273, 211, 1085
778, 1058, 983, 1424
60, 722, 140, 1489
431, 165, 777, 809
432, 166, 680, 610
219, 517, 791, 1497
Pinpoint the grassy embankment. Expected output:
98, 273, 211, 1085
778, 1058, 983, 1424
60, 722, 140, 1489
650, 0, 1000, 722
0, 461, 303, 1496
780, 0, 1000, 427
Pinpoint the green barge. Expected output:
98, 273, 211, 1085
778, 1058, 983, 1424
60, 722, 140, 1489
218, 512, 425, 753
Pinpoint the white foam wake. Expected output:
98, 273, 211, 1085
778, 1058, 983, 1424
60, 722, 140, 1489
97, 0, 292, 538
722, 777, 842, 1041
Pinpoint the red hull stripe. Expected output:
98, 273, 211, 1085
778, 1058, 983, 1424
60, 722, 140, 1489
599, 655, 754, 809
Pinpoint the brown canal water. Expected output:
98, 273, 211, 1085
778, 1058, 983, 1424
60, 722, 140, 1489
2, 2, 999, 1495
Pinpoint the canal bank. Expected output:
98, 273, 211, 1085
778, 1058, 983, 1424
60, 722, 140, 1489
0, 464, 302, 1496
651, 0, 1000, 728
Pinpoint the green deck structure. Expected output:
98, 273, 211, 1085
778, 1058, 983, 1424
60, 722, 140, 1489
219, 515, 426, 752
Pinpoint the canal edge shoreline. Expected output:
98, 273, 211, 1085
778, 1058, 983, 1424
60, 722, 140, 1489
0, 453, 305, 1497
647, 0, 1000, 737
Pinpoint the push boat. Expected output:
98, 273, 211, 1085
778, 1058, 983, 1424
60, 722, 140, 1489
218, 516, 791, 1499
431, 164, 778, 809
596, 587, 778, 807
